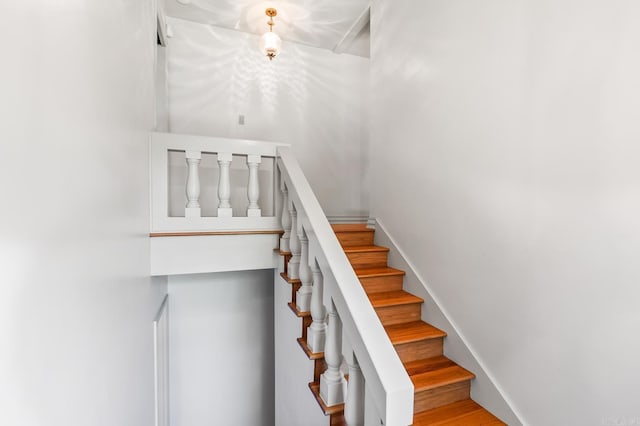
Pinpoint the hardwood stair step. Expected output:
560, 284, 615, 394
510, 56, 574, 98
368, 290, 423, 325
386, 321, 447, 344
413, 399, 506, 425
368, 290, 423, 307
386, 321, 447, 363
332, 224, 375, 247
344, 245, 390, 268
403, 355, 457, 376
355, 266, 405, 293
411, 363, 475, 392
410, 361, 475, 413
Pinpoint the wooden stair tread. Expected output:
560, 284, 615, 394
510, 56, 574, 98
368, 290, 423, 307
411, 365, 475, 391
288, 302, 310, 318
280, 272, 301, 284
297, 337, 324, 360
403, 355, 456, 376
354, 266, 405, 278
413, 400, 505, 425
386, 321, 447, 344
331, 224, 373, 232
343, 245, 390, 253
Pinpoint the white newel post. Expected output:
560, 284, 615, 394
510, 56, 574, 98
279, 181, 291, 252
217, 152, 232, 217
246, 154, 261, 217
296, 226, 312, 312
320, 300, 346, 406
185, 151, 201, 218
307, 260, 326, 353
288, 204, 300, 279
344, 351, 365, 426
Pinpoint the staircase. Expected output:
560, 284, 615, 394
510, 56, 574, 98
335, 224, 505, 425
150, 134, 507, 424
279, 223, 506, 425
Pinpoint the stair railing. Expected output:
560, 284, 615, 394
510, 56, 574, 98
277, 146, 414, 426
150, 132, 287, 233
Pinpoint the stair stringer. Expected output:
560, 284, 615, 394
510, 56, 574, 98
274, 269, 328, 426
372, 218, 524, 426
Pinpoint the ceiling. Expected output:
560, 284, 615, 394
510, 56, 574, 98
163, 0, 370, 57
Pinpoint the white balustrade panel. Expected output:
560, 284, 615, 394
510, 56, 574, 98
150, 132, 287, 232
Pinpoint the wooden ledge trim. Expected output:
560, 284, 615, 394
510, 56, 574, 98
288, 302, 310, 318
273, 248, 292, 256
309, 382, 344, 416
280, 272, 301, 284
297, 337, 324, 360
150, 229, 284, 237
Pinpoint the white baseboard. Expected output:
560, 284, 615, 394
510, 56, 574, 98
326, 215, 370, 224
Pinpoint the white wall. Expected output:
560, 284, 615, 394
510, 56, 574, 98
156, 44, 170, 132
165, 18, 370, 219
373, 222, 518, 425
273, 271, 328, 426
0, 1, 166, 425
369, 1, 640, 424
168, 271, 274, 426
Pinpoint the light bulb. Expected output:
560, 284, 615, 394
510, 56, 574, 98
260, 31, 282, 60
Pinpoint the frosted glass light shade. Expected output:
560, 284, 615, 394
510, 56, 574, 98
260, 31, 282, 60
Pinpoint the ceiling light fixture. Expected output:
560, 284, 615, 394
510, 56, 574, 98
260, 8, 282, 61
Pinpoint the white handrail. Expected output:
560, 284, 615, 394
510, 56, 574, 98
277, 146, 414, 426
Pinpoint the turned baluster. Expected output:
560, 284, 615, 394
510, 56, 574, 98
288, 204, 301, 279
344, 351, 365, 426
217, 152, 232, 217
279, 180, 291, 252
246, 154, 261, 217
296, 226, 312, 312
185, 151, 201, 218
307, 260, 326, 353
320, 300, 346, 406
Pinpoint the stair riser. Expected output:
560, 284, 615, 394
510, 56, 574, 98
336, 231, 374, 247
330, 413, 345, 426
358, 275, 404, 293
375, 304, 422, 326
395, 338, 444, 363
346, 251, 388, 268
414, 381, 470, 412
